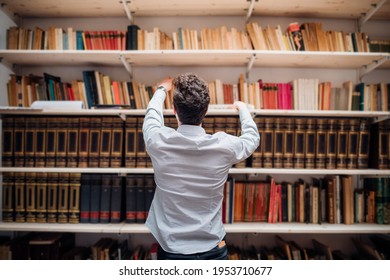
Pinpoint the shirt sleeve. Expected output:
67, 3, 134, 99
230, 107, 260, 164
142, 89, 166, 145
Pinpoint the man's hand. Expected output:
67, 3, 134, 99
232, 101, 247, 111
157, 78, 173, 92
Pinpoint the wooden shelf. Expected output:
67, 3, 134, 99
1, 0, 389, 19
0, 167, 389, 176
1, 50, 389, 69
1, 222, 389, 234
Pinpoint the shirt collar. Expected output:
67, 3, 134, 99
177, 124, 206, 136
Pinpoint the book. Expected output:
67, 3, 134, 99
110, 175, 124, 223
99, 175, 111, 223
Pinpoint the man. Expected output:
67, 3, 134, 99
143, 73, 260, 260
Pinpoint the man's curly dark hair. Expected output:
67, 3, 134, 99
173, 73, 210, 125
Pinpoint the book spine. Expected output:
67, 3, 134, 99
36, 172, 48, 223
55, 117, 68, 167
273, 118, 284, 168
293, 118, 305, 169
14, 172, 26, 222
135, 176, 146, 223
357, 119, 370, 169
89, 174, 102, 223
2, 117, 14, 167
67, 118, 79, 167
47, 173, 59, 223
2, 172, 15, 222
68, 173, 81, 224
88, 117, 102, 167
125, 176, 137, 223
57, 173, 70, 223
262, 118, 274, 168
99, 175, 111, 223
336, 119, 348, 169
110, 175, 123, 223
80, 174, 91, 223
125, 118, 138, 168
111, 117, 124, 167
35, 117, 47, 167
326, 119, 337, 169
99, 117, 113, 167
14, 117, 26, 167
78, 117, 90, 167
346, 119, 360, 169
45, 118, 57, 167
24, 118, 36, 167
315, 118, 327, 169
304, 118, 316, 169
25, 173, 37, 223
282, 118, 294, 169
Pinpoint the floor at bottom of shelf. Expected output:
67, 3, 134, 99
0, 222, 389, 234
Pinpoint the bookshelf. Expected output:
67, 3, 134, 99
0, 0, 390, 259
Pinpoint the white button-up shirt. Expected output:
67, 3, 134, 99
143, 89, 260, 254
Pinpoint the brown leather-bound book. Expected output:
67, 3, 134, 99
336, 119, 348, 169
99, 117, 113, 167
78, 117, 90, 167
25, 173, 37, 223
89, 117, 102, 167
47, 173, 59, 223
2, 172, 14, 222
125, 117, 138, 168
326, 176, 336, 224
369, 120, 388, 170
346, 119, 360, 169
341, 175, 354, 225
233, 181, 245, 223
55, 117, 68, 167
67, 117, 79, 167
36, 173, 48, 223
14, 172, 26, 222
273, 118, 284, 168
111, 117, 124, 168
202, 116, 214, 135
325, 119, 337, 169
14, 117, 26, 167
57, 173, 69, 223
262, 117, 274, 168
45, 117, 57, 167
357, 119, 370, 169
304, 118, 316, 169
69, 173, 81, 224
293, 118, 305, 169
2, 117, 14, 167
136, 117, 147, 167
252, 118, 264, 168
25, 118, 36, 167
35, 117, 47, 168
282, 118, 294, 169
315, 118, 327, 169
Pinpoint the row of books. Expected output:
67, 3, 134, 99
7, 23, 390, 53
7, 72, 390, 111
3, 116, 389, 170
2, 233, 388, 260
246, 22, 372, 52
2, 173, 155, 224
223, 176, 390, 225
253, 117, 376, 170
228, 234, 390, 260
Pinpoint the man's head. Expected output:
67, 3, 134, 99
173, 73, 210, 126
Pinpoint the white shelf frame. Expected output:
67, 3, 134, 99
0, 50, 389, 70
0, 108, 389, 118
1, 222, 389, 234
0, 167, 389, 176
